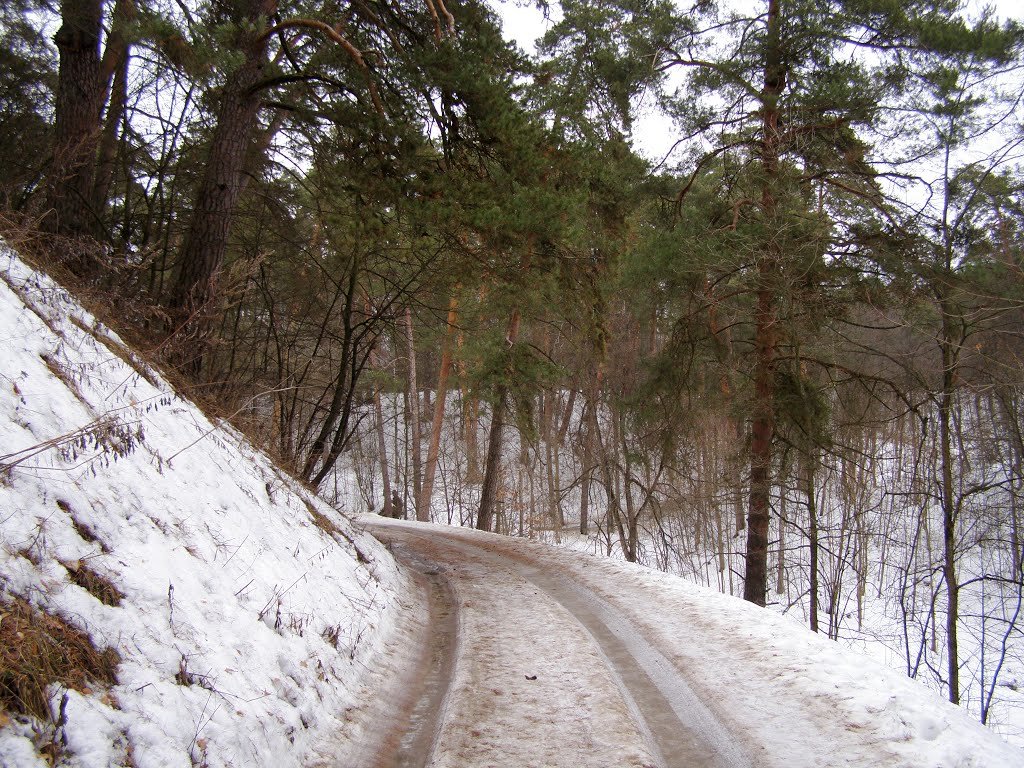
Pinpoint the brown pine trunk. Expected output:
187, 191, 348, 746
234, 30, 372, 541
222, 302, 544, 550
745, 288, 776, 606
476, 308, 522, 532
169, 0, 277, 366
476, 386, 509, 532
743, 0, 783, 607
542, 391, 563, 530
579, 417, 592, 535
459, 293, 483, 482
90, 0, 134, 225
463, 391, 481, 481
46, 0, 105, 251
418, 298, 458, 522
540, 329, 562, 530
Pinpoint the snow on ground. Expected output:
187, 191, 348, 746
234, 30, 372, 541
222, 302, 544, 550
3, 237, 1021, 768
374, 523, 663, 768
365, 517, 1024, 768
0, 244, 413, 768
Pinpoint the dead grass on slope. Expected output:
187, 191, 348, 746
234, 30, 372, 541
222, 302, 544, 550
64, 560, 124, 607
0, 597, 119, 721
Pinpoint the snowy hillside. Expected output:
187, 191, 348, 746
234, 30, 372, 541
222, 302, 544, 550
0, 244, 411, 767
2, 241, 1023, 768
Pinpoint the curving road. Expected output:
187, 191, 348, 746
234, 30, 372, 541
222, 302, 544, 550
360, 520, 757, 768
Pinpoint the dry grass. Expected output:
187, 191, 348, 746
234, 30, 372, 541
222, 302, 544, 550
65, 561, 124, 607
0, 597, 120, 721
59, 499, 110, 553
321, 624, 342, 649
0, 210, 173, 383
300, 497, 371, 564
307, 504, 341, 537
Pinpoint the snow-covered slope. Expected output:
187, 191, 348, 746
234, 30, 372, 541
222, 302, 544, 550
0, 244, 410, 767
2, 240, 1021, 768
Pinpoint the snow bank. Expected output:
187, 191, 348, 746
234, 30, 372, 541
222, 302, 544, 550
0, 244, 409, 768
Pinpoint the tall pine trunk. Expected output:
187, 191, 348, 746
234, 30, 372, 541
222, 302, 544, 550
743, 0, 783, 607
476, 308, 521, 532
169, 0, 277, 370
46, 0, 105, 253
418, 298, 457, 522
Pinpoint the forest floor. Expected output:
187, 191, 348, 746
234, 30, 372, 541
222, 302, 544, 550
359, 517, 1024, 768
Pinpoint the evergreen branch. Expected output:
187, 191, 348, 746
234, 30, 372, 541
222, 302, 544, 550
260, 19, 385, 116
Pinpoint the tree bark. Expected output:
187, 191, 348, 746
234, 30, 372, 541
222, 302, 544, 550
375, 389, 393, 517
418, 298, 458, 522
615, 406, 638, 562
368, 317, 393, 517
476, 387, 509, 532
806, 455, 820, 633
46, 0, 105, 251
579, 405, 592, 535
476, 308, 522, 531
405, 307, 424, 515
939, 311, 961, 704
541, 330, 563, 530
743, 0, 783, 607
557, 387, 576, 445
168, 0, 277, 369
90, 0, 134, 226
463, 390, 481, 481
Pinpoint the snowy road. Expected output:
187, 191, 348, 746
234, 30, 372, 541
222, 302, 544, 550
3, 245, 1020, 768
361, 520, 754, 768
353, 519, 1024, 768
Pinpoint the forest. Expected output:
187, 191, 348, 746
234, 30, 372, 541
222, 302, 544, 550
2, 0, 1024, 737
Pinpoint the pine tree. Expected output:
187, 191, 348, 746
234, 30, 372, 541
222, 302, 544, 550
659, 0, 1021, 606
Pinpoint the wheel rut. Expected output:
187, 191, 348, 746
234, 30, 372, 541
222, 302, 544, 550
428, 533, 751, 768
368, 532, 459, 768
365, 521, 754, 768
510, 556, 752, 768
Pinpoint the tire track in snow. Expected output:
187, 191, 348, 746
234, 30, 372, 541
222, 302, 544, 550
451, 536, 754, 768
366, 536, 459, 768
367, 521, 754, 768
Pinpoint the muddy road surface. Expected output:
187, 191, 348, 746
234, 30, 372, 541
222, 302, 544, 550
360, 521, 756, 768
